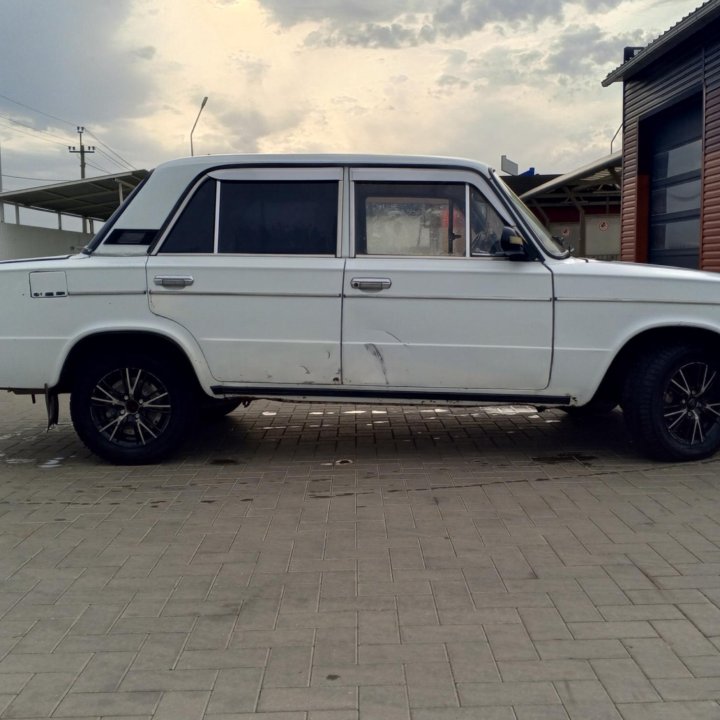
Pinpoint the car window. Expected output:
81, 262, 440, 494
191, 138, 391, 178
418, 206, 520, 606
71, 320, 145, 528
160, 179, 216, 253
355, 182, 466, 256
469, 187, 507, 256
218, 181, 338, 255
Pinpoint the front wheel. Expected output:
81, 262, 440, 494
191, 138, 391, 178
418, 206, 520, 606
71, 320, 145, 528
70, 353, 194, 464
623, 345, 720, 461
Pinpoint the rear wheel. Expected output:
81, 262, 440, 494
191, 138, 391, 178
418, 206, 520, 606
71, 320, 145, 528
70, 352, 194, 464
623, 345, 720, 461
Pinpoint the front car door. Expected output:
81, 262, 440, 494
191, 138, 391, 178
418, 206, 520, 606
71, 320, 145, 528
342, 167, 553, 393
147, 167, 344, 386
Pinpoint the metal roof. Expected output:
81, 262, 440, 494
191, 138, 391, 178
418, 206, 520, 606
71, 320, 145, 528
0, 170, 149, 221
603, 0, 720, 86
520, 151, 622, 207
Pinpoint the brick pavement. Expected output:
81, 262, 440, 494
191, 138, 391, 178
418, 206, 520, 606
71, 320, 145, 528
0, 392, 720, 719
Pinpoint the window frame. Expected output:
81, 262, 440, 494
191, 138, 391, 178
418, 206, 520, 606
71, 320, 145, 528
349, 167, 512, 260
152, 167, 344, 257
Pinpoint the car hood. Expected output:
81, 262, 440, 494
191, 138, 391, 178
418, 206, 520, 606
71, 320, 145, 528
551, 258, 720, 304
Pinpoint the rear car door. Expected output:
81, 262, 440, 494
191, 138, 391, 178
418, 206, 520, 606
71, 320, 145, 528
147, 167, 344, 386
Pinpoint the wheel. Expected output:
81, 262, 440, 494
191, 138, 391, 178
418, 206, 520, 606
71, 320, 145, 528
70, 352, 194, 464
622, 345, 720, 461
200, 398, 243, 421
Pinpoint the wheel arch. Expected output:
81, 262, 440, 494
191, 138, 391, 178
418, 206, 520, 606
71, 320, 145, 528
56, 330, 208, 395
594, 325, 720, 406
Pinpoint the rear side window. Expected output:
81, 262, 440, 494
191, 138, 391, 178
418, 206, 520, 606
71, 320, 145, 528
161, 179, 216, 253
219, 181, 338, 254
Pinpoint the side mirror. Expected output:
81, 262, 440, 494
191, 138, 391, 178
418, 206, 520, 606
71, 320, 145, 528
498, 226, 527, 259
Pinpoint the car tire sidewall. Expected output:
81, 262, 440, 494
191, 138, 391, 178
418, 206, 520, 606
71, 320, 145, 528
70, 353, 194, 464
624, 345, 720, 462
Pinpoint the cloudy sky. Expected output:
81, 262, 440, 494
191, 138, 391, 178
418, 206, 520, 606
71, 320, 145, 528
0, 0, 703, 191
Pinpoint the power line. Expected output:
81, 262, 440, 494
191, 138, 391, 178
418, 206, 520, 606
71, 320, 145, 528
0, 92, 136, 171
0, 92, 76, 128
84, 160, 115, 175
0, 118, 69, 148
2, 173, 73, 182
0, 112, 71, 144
85, 131, 135, 170
94, 147, 134, 172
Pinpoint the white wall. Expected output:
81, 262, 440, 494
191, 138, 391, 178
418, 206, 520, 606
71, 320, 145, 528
0, 222, 92, 260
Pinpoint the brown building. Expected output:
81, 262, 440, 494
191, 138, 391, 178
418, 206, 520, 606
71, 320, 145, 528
603, 0, 720, 270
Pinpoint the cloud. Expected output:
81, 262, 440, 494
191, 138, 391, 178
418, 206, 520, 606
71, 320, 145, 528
0, 0, 156, 127
259, 0, 626, 48
133, 46, 157, 60
545, 24, 647, 77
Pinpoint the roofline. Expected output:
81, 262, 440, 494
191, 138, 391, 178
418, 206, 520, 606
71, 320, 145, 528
156, 152, 494, 174
520, 151, 622, 201
602, 0, 720, 86
0, 169, 147, 202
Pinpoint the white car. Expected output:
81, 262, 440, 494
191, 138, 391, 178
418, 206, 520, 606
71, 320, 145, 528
1, 154, 719, 464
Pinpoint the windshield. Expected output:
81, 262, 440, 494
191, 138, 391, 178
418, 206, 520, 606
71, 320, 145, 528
491, 171, 569, 258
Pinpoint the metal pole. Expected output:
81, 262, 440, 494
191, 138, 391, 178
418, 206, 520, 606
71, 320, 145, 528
190, 97, 208, 156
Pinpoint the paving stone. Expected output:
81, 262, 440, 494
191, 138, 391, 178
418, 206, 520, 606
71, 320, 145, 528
258, 686, 357, 712
457, 680, 560, 707
498, 659, 595, 682
3, 397, 720, 720
54, 690, 162, 717
405, 661, 458, 708
2, 672, 76, 718
206, 668, 264, 714
590, 658, 661, 702
616, 701, 720, 719
623, 637, 694, 679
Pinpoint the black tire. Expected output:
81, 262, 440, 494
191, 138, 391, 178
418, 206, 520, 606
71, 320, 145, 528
622, 345, 720, 461
70, 352, 195, 464
200, 398, 243, 421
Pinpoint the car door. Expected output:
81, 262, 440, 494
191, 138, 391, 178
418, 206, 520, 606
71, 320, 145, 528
147, 167, 344, 386
342, 167, 554, 392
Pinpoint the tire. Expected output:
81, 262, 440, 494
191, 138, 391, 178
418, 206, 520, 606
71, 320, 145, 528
70, 352, 195, 464
622, 345, 720, 461
200, 398, 243, 421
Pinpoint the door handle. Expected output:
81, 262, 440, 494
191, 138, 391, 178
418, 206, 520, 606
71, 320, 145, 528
351, 277, 392, 292
154, 275, 194, 288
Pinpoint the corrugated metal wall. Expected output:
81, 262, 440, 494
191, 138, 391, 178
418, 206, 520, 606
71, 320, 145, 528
620, 25, 720, 270
703, 44, 720, 270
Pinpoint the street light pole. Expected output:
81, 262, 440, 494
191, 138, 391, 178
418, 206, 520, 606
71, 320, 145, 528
190, 96, 208, 157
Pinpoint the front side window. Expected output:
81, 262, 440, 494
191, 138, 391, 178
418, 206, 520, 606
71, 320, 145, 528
469, 188, 507, 256
355, 182, 466, 256
218, 181, 338, 255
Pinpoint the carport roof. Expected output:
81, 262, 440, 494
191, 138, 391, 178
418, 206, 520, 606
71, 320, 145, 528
519, 151, 622, 207
0, 170, 149, 221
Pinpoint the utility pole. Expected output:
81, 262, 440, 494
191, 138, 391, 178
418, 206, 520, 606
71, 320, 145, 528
68, 126, 95, 178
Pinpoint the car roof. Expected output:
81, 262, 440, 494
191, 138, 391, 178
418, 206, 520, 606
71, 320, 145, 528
156, 153, 493, 175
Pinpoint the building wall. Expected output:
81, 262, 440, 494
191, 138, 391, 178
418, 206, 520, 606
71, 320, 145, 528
621, 22, 720, 270
703, 43, 720, 269
0, 223, 91, 260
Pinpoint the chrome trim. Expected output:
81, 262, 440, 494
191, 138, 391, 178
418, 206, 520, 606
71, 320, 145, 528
154, 275, 195, 287
68, 290, 148, 296
148, 290, 342, 298
351, 277, 392, 291
555, 297, 720, 305
345, 294, 551, 302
